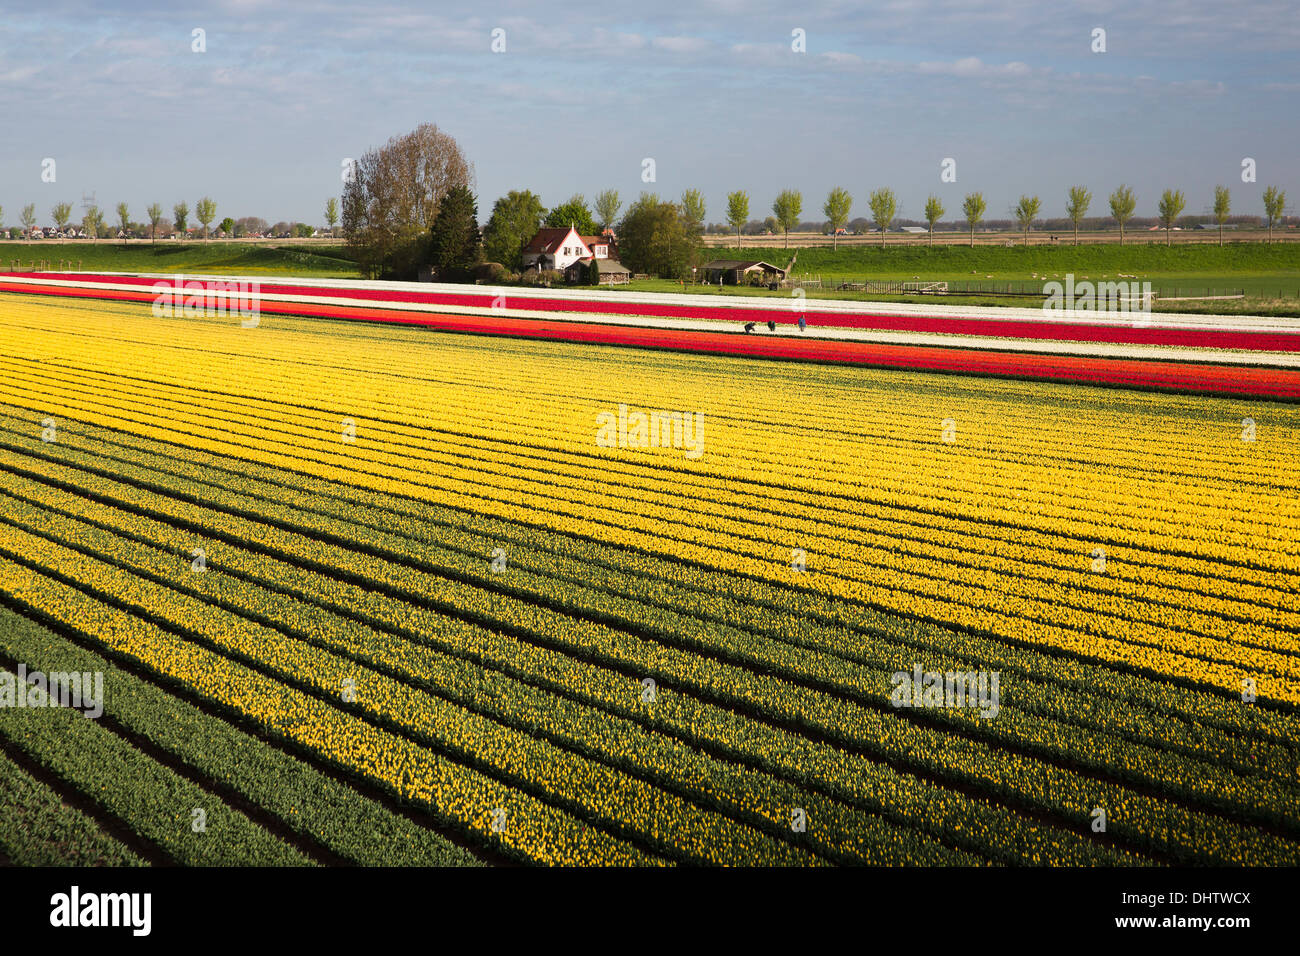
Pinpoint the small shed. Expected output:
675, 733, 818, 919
565, 257, 632, 285
701, 260, 788, 286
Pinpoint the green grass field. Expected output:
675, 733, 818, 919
1, 241, 356, 278
635, 242, 1300, 315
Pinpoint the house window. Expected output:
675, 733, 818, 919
563, 246, 570, 255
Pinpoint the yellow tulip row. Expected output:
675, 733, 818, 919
0, 306, 1289, 564
9, 407, 1297, 791
5, 327, 1294, 598
4, 332, 1293, 568
1, 434, 1295, 865
4, 369, 1295, 705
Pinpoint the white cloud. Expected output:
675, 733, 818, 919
651, 35, 710, 54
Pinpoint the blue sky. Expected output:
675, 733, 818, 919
1, 0, 1296, 227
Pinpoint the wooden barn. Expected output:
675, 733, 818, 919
701, 259, 788, 286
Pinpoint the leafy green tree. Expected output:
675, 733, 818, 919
1157, 188, 1185, 246
1013, 194, 1041, 244
146, 203, 163, 241
594, 189, 621, 231
116, 202, 130, 237
1212, 185, 1231, 247
82, 205, 102, 242
195, 197, 217, 239
1065, 186, 1091, 245
617, 192, 696, 278
543, 194, 596, 234
772, 189, 802, 248
428, 184, 481, 280
680, 188, 706, 236
482, 189, 546, 269
962, 192, 986, 247
52, 202, 73, 235
220, 216, 236, 236
823, 187, 852, 248
173, 201, 189, 235
20, 204, 36, 237
726, 190, 749, 248
324, 197, 339, 235
868, 188, 896, 247
1108, 185, 1137, 245
923, 195, 944, 246
1263, 186, 1287, 243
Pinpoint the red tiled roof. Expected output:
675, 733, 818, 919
522, 227, 582, 255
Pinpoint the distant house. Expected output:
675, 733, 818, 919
564, 257, 631, 285
701, 259, 788, 286
901, 226, 928, 234
522, 225, 618, 272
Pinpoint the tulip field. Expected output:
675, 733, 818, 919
0, 290, 1297, 867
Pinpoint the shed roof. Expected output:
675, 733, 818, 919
702, 259, 786, 274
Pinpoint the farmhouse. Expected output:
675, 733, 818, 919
701, 259, 788, 286
522, 225, 619, 272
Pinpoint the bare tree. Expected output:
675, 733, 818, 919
342, 122, 474, 278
